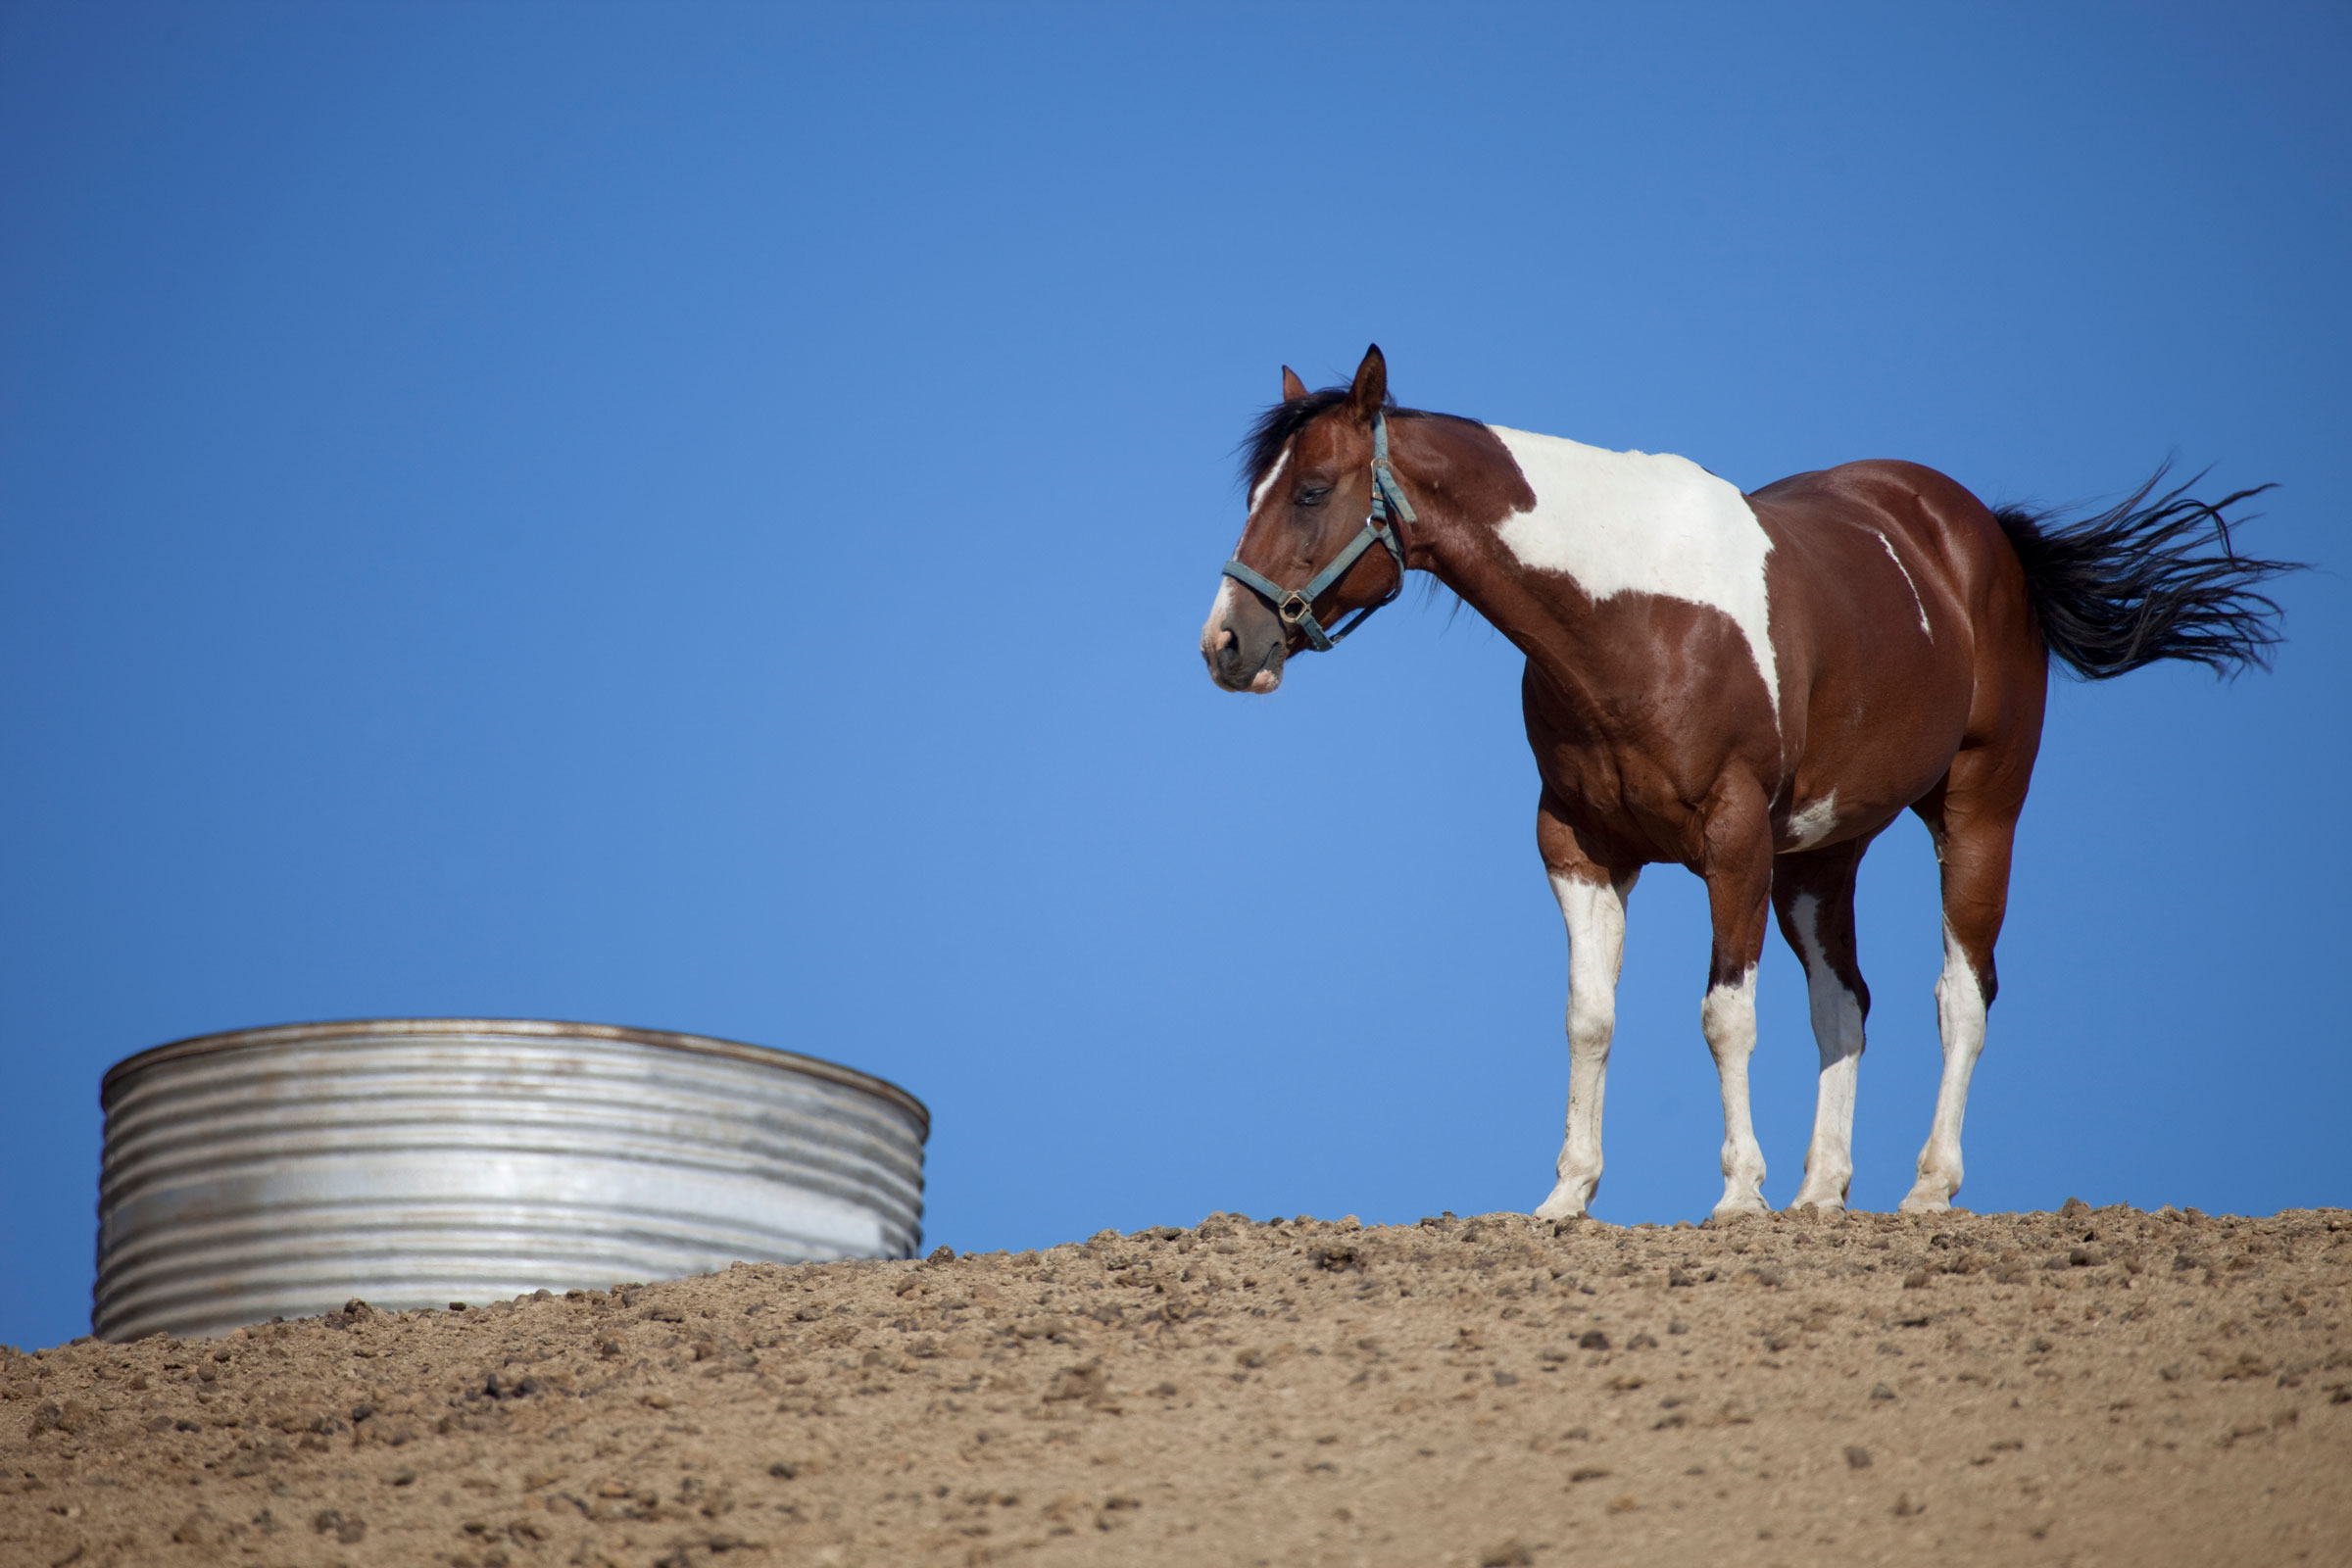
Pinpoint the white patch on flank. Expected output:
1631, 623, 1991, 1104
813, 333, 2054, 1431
1902, 917, 1989, 1213
1486, 425, 1779, 720
1875, 529, 1932, 638
1534, 871, 1634, 1221
1699, 964, 1768, 1215
1247, 445, 1293, 518
1784, 790, 1840, 852
1787, 893, 1866, 1210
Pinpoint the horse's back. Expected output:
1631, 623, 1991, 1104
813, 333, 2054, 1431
1751, 460, 2009, 588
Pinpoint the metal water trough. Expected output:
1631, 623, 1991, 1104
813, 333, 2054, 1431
94, 1018, 928, 1342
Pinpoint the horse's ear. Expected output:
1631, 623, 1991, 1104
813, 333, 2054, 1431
1281, 366, 1308, 402
1348, 344, 1388, 419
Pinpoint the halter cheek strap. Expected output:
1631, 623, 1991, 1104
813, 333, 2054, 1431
1221, 411, 1418, 653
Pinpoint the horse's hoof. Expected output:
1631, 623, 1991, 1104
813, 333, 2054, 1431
1707, 1199, 1770, 1225
1786, 1195, 1847, 1215
1897, 1190, 1953, 1214
1532, 1192, 1588, 1222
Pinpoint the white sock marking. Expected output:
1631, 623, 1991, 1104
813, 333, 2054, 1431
1536, 871, 1634, 1220
1904, 917, 1988, 1211
1700, 964, 1768, 1214
1787, 893, 1865, 1208
1486, 425, 1779, 722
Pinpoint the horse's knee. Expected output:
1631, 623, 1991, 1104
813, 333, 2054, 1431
1566, 997, 1614, 1057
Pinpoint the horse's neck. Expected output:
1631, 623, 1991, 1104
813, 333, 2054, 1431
1388, 418, 1623, 662
1396, 417, 1779, 722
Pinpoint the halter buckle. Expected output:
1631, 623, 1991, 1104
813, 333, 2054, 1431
1277, 592, 1313, 624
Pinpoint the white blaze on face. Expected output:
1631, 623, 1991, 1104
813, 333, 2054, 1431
1485, 425, 1779, 721
1247, 446, 1292, 517
1200, 577, 1241, 652
1202, 444, 1296, 663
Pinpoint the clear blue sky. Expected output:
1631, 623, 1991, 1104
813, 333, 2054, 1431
4, 4, 2345, 1351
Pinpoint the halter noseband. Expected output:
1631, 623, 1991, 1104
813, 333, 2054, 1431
1220, 411, 1417, 653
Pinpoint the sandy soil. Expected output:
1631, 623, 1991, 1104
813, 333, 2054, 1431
5, 1202, 2348, 1568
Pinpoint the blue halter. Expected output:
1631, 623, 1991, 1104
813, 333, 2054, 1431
1220, 412, 1417, 653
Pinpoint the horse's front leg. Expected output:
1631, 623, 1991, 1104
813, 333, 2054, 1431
1533, 797, 1639, 1221
1699, 787, 1777, 1218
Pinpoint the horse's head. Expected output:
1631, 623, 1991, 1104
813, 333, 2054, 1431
1200, 344, 1409, 694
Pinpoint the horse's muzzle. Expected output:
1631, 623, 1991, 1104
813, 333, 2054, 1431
1202, 628, 1284, 693
1201, 592, 1287, 694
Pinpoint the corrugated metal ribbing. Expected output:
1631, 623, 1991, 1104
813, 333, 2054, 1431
94, 1019, 928, 1342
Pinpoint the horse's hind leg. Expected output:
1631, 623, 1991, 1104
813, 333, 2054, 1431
1901, 746, 2030, 1213
1772, 839, 1873, 1210
1533, 794, 1640, 1221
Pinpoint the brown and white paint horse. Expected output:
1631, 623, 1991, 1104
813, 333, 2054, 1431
1201, 346, 2295, 1220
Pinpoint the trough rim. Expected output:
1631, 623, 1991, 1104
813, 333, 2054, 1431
99, 1016, 930, 1139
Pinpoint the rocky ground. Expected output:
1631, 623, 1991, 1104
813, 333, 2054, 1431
4, 1202, 2348, 1568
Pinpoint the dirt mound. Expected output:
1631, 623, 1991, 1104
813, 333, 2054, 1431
5, 1203, 2347, 1567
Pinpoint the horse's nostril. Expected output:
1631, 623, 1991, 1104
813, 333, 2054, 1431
1215, 628, 1237, 653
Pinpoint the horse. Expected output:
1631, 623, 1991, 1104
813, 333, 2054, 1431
1200, 345, 2298, 1220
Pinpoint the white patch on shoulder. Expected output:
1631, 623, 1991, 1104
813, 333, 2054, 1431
1247, 445, 1292, 518
1785, 790, 1839, 852
1487, 425, 1778, 719
1875, 530, 1932, 638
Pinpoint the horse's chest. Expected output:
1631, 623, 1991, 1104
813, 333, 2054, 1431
1521, 666, 1749, 862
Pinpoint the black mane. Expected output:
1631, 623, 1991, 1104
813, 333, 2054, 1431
1231, 384, 1487, 627
1236, 385, 1499, 491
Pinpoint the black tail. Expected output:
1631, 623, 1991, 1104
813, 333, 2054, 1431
1993, 465, 2304, 680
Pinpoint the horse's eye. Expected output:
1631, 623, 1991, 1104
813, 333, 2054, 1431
1296, 486, 1330, 507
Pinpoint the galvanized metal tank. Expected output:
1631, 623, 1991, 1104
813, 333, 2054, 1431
94, 1018, 928, 1342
